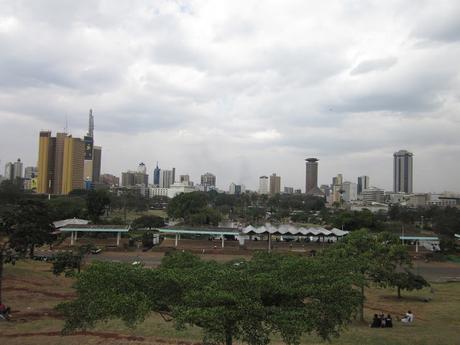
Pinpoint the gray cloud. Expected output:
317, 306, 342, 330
1, 1, 460, 193
350, 57, 397, 75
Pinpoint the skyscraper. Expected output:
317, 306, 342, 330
393, 150, 413, 194
201, 172, 216, 190
159, 169, 175, 188
4, 162, 14, 180
259, 176, 269, 194
37, 131, 85, 194
92, 146, 102, 183
153, 162, 160, 186
357, 176, 370, 195
13, 158, 23, 179
269, 173, 281, 195
305, 158, 319, 194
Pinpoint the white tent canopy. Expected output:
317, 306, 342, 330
242, 224, 349, 237
53, 218, 89, 229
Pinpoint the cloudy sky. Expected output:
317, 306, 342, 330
1, 0, 459, 192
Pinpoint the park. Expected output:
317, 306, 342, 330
1, 181, 459, 345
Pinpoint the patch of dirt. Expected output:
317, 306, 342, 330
5, 277, 48, 287
0, 331, 205, 345
3, 286, 76, 299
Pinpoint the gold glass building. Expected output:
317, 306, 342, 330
37, 131, 85, 195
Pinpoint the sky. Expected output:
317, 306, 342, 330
0, 0, 459, 193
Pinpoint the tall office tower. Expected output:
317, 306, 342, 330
332, 173, 343, 187
24, 166, 38, 179
4, 162, 14, 180
121, 170, 148, 187
259, 176, 269, 194
37, 131, 85, 195
305, 158, 319, 194
357, 176, 370, 195
101, 174, 120, 187
393, 150, 413, 194
92, 146, 102, 183
201, 172, 216, 190
342, 181, 358, 202
269, 173, 281, 195
180, 174, 190, 185
153, 162, 160, 186
159, 169, 175, 188
37, 131, 55, 194
13, 158, 23, 179
62, 135, 85, 194
229, 183, 245, 195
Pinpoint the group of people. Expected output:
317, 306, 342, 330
371, 310, 415, 328
371, 313, 393, 328
0, 301, 11, 321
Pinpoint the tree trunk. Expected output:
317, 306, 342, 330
225, 331, 233, 345
360, 284, 365, 322
397, 286, 401, 298
29, 244, 35, 258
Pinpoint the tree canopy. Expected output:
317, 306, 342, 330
58, 252, 361, 345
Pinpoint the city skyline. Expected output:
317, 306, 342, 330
1, 2, 460, 192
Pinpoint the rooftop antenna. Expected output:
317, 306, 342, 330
88, 108, 94, 138
64, 115, 69, 134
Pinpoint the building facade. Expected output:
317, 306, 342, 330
160, 169, 175, 188
357, 176, 370, 195
200, 172, 216, 190
393, 150, 413, 193
305, 158, 319, 194
37, 131, 85, 194
342, 181, 358, 202
362, 187, 385, 203
269, 173, 281, 195
259, 176, 269, 194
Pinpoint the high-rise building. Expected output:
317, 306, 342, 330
92, 146, 102, 183
305, 158, 319, 194
342, 181, 358, 202
393, 150, 413, 194
229, 183, 245, 195
159, 169, 175, 188
24, 166, 38, 179
284, 187, 294, 194
121, 170, 149, 187
362, 187, 385, 203
101, 173, 120, 186
180, 174, 192, 186
13, 158, 23, 179
138, 162, 147, 174
4, 162, 14, 180
153, 162, 160, 186
332, 174, 343, 187
259, 176, 269, 194
269, 173, 281, 195
37, 131, 85, 194
357, 176, 370, 195
201, 172, 216, 190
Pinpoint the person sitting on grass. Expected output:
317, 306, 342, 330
370, 314, 380, 328
0, 301, 11, 320
401, 310, 414, 323
386, 314, 393, 328
379, 313, 386, 327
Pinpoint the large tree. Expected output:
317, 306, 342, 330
0, 199, 54, 302
58, 252, 360, 345
86, 189, 111, 223
323, 229, 412, 321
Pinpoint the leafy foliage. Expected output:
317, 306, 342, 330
86, 189, 111, 223
131, 215, 165, 230
52, 245, 94, 276
59, 252, 361, 344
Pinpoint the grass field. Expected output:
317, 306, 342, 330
1, 260, 459, 345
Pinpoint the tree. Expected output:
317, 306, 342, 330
168, 192, 222, 226
386, 269, 430, 298
58, 252, 361, 345
86, 189, 111, 223
323, 230, 412, 321
131, 215, 165, 230
0, 199, 54, 302
52, 245, 94, 276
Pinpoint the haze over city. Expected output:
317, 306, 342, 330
1, 1, 460, 192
